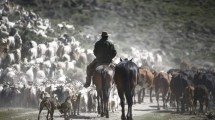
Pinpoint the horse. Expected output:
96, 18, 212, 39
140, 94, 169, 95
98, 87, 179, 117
114, 58, 139, 120
170, 72, 192, 112
138, 67, 156, 103
92, 64, 114, 118
193, 85, 209, 113
154, 71, 171, 110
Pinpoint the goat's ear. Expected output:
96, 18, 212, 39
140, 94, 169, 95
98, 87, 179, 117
120, 58, 123, 62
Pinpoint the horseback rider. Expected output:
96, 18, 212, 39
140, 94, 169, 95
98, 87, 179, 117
84, 32, 117, 88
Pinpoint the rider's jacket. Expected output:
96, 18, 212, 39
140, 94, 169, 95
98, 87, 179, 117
93, 38, 116, 63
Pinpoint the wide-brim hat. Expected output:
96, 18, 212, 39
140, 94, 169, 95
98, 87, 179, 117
100, 32, 109, 37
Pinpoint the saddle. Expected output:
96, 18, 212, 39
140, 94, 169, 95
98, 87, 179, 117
87, 60, 115, 82
94, 61, 116, 70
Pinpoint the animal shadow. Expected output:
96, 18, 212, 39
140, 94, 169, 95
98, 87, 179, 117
69, 115, 92, 119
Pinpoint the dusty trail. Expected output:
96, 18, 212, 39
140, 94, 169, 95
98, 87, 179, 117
0, 97, 175, 120
0, 96, 202, 120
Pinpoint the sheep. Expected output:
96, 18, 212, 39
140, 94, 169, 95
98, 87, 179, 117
37, 44, 47, 58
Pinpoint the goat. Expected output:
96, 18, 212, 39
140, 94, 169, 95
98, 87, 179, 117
38, 94, 60, 120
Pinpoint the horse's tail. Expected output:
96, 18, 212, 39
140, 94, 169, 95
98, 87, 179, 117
101, 69, 108, 100
124, 70, 135, 105
124, 69, 133, 102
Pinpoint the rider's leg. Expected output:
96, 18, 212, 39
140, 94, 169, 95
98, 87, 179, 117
84, 59, 97, 88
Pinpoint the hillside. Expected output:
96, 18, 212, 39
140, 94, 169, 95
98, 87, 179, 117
11, 0, 215, 68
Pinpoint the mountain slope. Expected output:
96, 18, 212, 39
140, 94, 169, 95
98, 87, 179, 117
14, 0, 215, 67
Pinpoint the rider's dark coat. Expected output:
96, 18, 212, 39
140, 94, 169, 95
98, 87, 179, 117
93, 38, 116, 63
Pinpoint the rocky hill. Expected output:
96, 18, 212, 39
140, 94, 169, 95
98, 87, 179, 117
9, 0, 215, 68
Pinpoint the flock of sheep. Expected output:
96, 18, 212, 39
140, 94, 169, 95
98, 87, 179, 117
0, 1, 167, 118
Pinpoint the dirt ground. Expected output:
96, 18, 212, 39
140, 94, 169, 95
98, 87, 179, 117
0, 97, 212, 120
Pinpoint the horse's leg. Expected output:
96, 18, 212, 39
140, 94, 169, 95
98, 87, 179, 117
189, 101, 193, 114
97, 98, 100, 114
170, 94, 176, 107
105, 99, 109, 118
97, 92, 101, 114
104, 87, 110, 118
205, 98, 209, 113
181, 96, 185, 113
163, 88, 169, 109
141, 88, 145, 103
166, 91, 170, 106
150, 87, 153, 103
199, 99, 203, 113
100, 97, 104, 117
162, 91, 167, 109
137, 89, 141, 104
156, 89, 160, 110
125, 90, 134, 120
119, 92, 125, 120
193, 98, 197, 114
176, 97, 180, 113
133, 90, 136, 104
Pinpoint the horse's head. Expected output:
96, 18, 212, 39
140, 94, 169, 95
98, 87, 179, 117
120, 58, 133, 62
120, 58, 129, 62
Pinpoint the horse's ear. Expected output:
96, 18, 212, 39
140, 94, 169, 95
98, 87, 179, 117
130, 58, 133, 62
120, 58, 123, 62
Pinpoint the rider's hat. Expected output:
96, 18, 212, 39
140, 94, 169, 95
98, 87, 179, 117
101, 32, 109, 37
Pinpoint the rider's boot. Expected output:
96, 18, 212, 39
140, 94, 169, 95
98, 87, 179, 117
84, 59, 96, 88
84, 76, 91, 88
